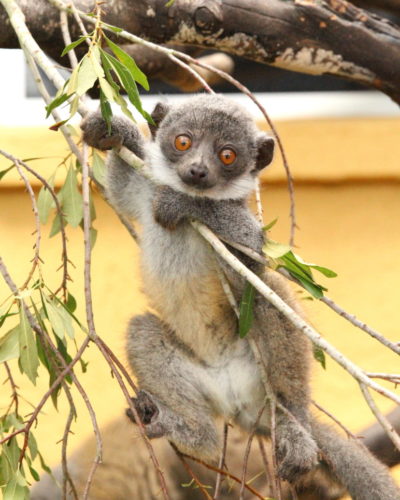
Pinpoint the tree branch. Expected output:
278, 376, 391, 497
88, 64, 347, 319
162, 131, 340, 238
0, 0, 400, 102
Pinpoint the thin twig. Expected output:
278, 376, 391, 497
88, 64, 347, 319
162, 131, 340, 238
214, 422, 229, 499
320, 295, 400, 355
0, 149, 70, 302
312, 400, 358, 440
61, 390, 79, 500
60, 9, 79, 68
12, 159, 43, 290
254, 178, 264, 225
239, 402, 266, 500
171, 444, 213, 500
279, 268, 400, 356
81, 142, 102, 498
181, 452, 266, 500
367, 372, 400, 384
4, 362, 19, 416
257, 437, 276, 499
360, 383, 400, 452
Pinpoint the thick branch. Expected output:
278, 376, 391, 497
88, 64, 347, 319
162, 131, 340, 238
1, 0, 400, 102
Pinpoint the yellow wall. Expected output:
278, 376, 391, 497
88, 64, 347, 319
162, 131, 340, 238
1, 117, 399, 493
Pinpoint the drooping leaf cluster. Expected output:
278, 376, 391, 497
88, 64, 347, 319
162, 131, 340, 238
237, 221, 336, 367
46, 28, 152, 132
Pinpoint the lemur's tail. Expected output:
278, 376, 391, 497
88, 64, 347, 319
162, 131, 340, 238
311, 419, 400, 500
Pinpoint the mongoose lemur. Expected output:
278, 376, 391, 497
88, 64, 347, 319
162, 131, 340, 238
81, 94, 400, 499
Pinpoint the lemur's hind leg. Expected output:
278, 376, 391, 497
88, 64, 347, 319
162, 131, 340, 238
126, 313, 219, 462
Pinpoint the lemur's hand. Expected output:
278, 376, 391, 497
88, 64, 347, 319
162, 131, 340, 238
153, 185, 186, 230
80, 112, 124, 150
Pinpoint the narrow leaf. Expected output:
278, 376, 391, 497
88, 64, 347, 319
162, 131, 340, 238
61, 36, 89, 57
75, 54, 98, 96
0, 165, 14, 180
44, 298, 65, 340
18, 306, 39, 384
60, 166, 83, 227
238, 282, 256, 338
262, 218, 278, 232
45, 93, 72, 118
0, 325, 20, 362
92, 150, 106, 186
263, 240, 291, 259
313, 346, 326, 369
105, 37, 150, 90
37, 176, 55, 225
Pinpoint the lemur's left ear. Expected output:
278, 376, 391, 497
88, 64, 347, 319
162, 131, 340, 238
149, 102, 170, 138
255, 134, 275, 171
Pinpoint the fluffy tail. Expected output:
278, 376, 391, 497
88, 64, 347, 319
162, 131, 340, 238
311, 419, 400, 500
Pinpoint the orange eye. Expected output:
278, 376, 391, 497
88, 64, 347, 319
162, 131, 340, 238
174, 135, 192, 151
219, 148, 236, 165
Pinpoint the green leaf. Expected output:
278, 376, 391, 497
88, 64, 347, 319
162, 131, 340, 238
44, 297, 65, 340
66, 292, 77, 314
105, 37, 149, 90
101, 22, 123, 33
45, 92, 72, 118
262, 218, 278, 232
101, 51, 153, 123
89, 227, 98, 249
43, 294, 74, 340
37, 451, 52, 475
291, 253, 337, 278
28, 433, 38, 461
92, 150, 106, 186
238, 282, 256, 338
0, 325, 20, 363
0, 303, 17, 329
49, 213, 65, 237
313, 345, 326, 369
3, 477, 29, 500
61, 36, 89, 57
0, 165, 14, 180
18, 306, 39, 384
60, 166, 83, 227
263, 240, 291, 259
99, 88, 113, 134
37, 176, 55, 225
29, 466, 40, 482
75, 54, 99, 96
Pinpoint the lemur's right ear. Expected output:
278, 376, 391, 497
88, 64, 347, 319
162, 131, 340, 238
149, 102, 170, 138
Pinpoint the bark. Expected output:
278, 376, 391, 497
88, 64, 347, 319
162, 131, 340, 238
0, 0, 400, 103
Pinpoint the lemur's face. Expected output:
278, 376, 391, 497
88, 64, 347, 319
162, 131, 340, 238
146, 96, 275, 200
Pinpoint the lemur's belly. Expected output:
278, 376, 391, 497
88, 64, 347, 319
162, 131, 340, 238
195, 340, 267, 428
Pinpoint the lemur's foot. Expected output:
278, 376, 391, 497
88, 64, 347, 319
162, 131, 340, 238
276, 432, 319, 482
126, 390, 166, 439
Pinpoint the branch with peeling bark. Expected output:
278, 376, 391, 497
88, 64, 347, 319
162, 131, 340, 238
0, 0, 400, 102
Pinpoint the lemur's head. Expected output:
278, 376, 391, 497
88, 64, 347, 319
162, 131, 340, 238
146, 95, 275, 200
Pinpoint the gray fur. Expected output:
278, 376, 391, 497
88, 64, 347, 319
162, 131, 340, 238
81, 94, 400, 498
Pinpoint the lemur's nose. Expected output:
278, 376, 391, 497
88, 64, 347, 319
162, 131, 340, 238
189, 164, 208, 180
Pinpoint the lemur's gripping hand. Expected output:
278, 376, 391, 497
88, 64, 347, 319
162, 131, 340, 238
80, 111, 144, 157
152, 185, 187, 230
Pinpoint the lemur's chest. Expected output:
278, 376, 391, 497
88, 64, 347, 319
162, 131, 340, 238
140, 218, 236, 355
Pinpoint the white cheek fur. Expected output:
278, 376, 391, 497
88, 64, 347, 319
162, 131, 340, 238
145, 142, 255, 201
